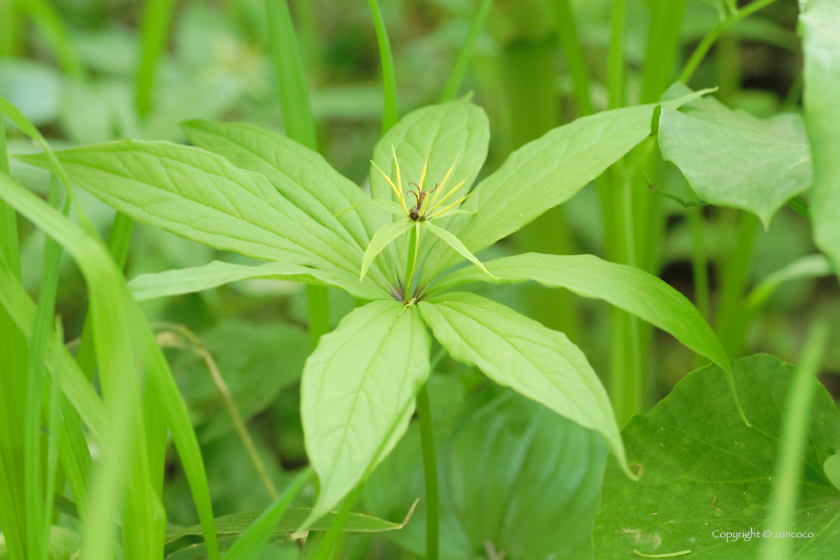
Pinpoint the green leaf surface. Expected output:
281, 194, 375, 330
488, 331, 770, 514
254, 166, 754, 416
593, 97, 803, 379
166, 506, 406, 545
180, 120, 387, 275
0, 526, 82, 560
421, 91, 710, 283
658, 85, 813, 228
128, 260, 385, 301
300, 300, 431, 526
430, 253, 731, 374
361, 220, 413, 282
593, 354, 840, 559
365, 389, 608, 560
802, 0, 840, 274
418, 292, 627, 475
16, 141, 379, 285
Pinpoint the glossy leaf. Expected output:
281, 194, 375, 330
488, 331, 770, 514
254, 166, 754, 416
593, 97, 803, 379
300, 300, 431, 526
128, 260, 385, 301
430, 253, 731, 374
593, 354, 840, 558
802, 0, 840, 274
418, 292, 628, 476
659, 84, 813, 227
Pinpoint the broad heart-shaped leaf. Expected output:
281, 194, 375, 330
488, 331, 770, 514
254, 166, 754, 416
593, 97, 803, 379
419, 91, 712, 285
593, 354, 840, 558
658, 84, 813, 228
179, 120, 389, 271
128, 260, 385, 301
364, 388, 608, 560
16, 141, 391, 290
430, 253, 731, 375
802, 0, 840, 276
300, 300, 431, 527
418, 292, 628, 476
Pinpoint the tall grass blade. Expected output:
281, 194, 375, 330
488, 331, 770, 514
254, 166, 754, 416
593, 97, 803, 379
368, 0, 398, 132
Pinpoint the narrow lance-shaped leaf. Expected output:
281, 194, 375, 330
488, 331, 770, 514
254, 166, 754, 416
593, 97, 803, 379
429, 253, 748, 423
300, 300, 431, 528
128, 260, 385, 302
421, 89, 714, 283
361, 220, 413, 281
418, 292, 632, 478
0, 172, 221, 560
801, 0, 840, 275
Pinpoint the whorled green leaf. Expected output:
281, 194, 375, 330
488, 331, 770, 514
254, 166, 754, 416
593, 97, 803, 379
801, 0, 840, 275
364, 388, 608, 560
430, 253, 731, 374
420, 90, 713, 284
16, 141, 390, 289
659, 84, 813, 228
300, 300, 431, 527
418, 292, 629, 476
128, 260, 385, 301
593, 354, 840, 559
179, 120, 386, 266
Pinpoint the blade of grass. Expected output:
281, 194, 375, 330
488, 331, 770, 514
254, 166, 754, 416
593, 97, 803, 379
440, 0, 493, 103
40, 320, 64, 560
417, 383, 439, 560
136, 0, 175, 116
17, 0, 82, 77
761, 321, 829, 560
0, 117, 20, 280
25, 176, 69, 560
311, 483, 364, 560
1, 100, 220, 559
264, 0, 329, 348
76, 212, 135, 379
368, 0, 398, 133
223, 468, 314, 560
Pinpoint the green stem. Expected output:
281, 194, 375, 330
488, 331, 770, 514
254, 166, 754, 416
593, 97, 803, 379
440, 0, 494, 103
0, 0, 20, 56
639, 0, 687, 104
761, 321, 829, 560
404, 223, 419, 301
417, 383, 439, 560
500, 31, 579, 340
136, 0, 175, 116
265, 0, 329, 349
311, 483, 364, 560
714, 211, 758, 357
607, 0, 627, 111
550, 0, 593, 115
688, 207, 710, 321
368, 0, 398, 134
678, 0, 780, 84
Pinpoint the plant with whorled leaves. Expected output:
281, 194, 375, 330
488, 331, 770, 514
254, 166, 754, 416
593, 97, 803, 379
19, 92, 741, 529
